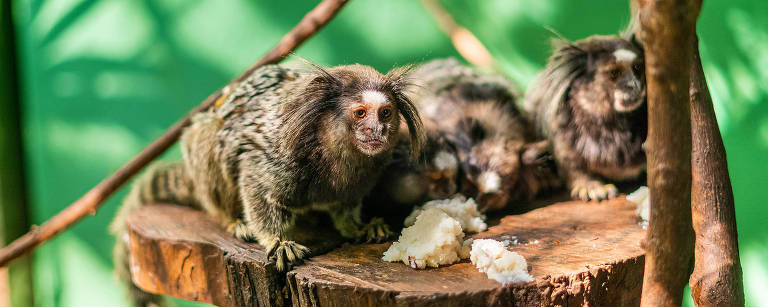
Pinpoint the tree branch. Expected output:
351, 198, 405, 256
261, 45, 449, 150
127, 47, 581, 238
420, 0, 494, 69
688, 39, 744, 306
0, 0, 350, 267
634, 0, 699, 305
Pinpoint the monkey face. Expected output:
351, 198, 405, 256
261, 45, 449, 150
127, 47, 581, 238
347, 90, 400, 156
458, 139, 522, 211
422, 149, 459, 199
602, 48, 646, 113
585, 44, 646, 115
562, 38, 647, 118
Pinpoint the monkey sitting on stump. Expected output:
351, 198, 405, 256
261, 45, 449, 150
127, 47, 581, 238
408, 59, 560, 211
110, 63, 424, 306
524, 35, 647, 201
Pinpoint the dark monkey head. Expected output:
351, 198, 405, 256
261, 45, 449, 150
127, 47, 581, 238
284, 64, 425, 161
560, 36, 646, 116
450, 102, 529, 211
527, 35, 646, 133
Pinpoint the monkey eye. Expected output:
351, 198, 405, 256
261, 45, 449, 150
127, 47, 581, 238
353, 108, 366, 119
380, 108, 391, 119
610, 69, 621, 80
632, 63, 644, 76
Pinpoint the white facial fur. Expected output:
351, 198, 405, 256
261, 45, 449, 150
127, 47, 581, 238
613, 49, 637, 63
433, 151, 458, 171
613, 90, 634, 112
353, 90, 392, 156
362, 90, 387, 104
478, 171, 501, 193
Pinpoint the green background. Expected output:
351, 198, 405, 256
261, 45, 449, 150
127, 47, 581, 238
7, 0, 767, 306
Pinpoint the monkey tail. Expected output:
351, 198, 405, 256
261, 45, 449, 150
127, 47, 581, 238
110, 161, 198, 307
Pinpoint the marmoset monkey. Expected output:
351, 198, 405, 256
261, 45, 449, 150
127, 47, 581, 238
111, 63, 424, 306
409, 59, 559, 211
524, 35, 647, 201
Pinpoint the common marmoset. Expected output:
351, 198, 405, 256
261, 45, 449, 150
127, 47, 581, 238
408, 59, 559, 211
111, 63, 424, 306
524, 35, 647, 201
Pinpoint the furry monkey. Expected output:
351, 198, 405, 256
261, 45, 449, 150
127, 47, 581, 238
409, 59, 559, 211
111, 63, 424, 306
524, 35, 647, 201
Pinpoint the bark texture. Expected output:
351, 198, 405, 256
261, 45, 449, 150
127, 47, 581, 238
127, 198, 647, 306
688, 41, 744, 306
634, 0, 700, 305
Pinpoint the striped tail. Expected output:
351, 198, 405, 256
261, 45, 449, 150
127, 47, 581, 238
110, 161, 198, 307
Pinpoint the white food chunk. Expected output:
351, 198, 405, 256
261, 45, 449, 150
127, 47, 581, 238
626, 186, 650, 222
470, 239, 533, 285
404, 195, 487, 233
382, 208, 467, 269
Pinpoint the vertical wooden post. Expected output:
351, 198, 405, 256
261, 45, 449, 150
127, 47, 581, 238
688, 40, 745, 306
0, 0, 35, 306
634, 0, 699, 305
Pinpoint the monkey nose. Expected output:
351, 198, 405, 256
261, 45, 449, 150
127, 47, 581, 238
477, 171, 501, 193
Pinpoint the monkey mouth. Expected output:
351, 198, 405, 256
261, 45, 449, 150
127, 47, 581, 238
613, 90, 645, 113
476, 190, 509, 212
356, 138, 386, 155
614, 98, 644, 113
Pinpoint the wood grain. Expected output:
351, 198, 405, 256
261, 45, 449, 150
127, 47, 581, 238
127, 197, 647, 306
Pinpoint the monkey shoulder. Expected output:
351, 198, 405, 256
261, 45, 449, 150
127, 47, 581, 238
216, 65, 304, 120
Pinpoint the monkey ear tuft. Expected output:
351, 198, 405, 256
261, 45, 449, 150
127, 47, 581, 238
294, 55, 342, 88
384, 64, 415, 94
551, 38, 584, 55
384, 64, 425, 160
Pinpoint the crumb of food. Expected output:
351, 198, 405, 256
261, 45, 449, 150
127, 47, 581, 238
404, 195, 487, 233
459, 238, 473, 259
626, 186, 650, 223
470, 239, 533, 285
382, 208, 467, 269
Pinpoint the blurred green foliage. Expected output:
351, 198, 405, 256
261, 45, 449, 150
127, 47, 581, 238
9, 0, 767, 306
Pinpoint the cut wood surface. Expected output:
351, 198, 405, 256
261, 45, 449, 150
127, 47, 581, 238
127, 196, 646, 306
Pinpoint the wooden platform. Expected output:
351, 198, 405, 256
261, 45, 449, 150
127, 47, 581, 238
126, 197, 646, 306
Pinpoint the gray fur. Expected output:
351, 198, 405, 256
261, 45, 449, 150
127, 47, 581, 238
111, 63, 423, 306
406, 58, 559, 211
523, 35, 647, 201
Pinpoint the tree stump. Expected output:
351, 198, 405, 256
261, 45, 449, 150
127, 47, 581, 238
126, 197, 646, 307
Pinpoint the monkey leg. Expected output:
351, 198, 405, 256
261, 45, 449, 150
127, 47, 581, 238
553, 136, 617, 201
358, 217, 394, 243
238, 189, 310, 272
329, 204, 393, 243
568, 170, 618, 201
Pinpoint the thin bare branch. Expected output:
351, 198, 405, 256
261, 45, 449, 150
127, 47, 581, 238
0, 0, 350, 267
421, 0, 494, 69
689, 39, 744, 307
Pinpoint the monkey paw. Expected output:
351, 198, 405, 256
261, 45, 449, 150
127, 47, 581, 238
266, 239, 310, 272
570, 180, 618, 201
357, 217, 394, 243
228, 220, 258, 242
